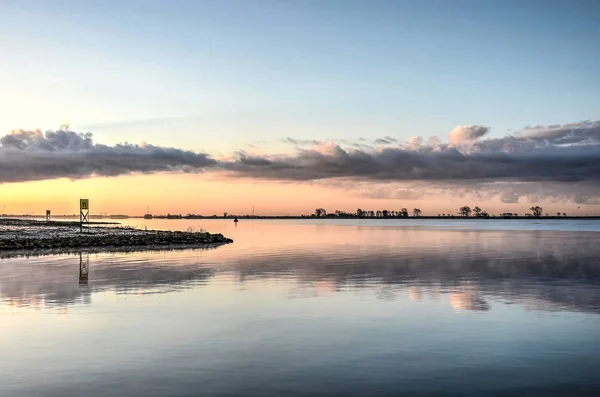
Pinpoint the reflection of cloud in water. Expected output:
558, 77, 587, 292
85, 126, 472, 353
1, 230, 600, 314
222, 231, 600, 314
409, 286, 423, 302
449, 289, 490, 312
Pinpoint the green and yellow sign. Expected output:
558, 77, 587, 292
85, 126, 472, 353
80, 199, 89, 211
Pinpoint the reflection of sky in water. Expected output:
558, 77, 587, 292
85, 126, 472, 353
1, 220, 600, 396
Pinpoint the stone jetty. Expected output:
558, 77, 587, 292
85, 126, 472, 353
0, 219, 233, 253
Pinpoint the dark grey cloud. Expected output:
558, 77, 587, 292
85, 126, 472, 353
0, 129, 216, 183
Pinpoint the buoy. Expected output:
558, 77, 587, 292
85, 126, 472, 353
234, 217, 238, 223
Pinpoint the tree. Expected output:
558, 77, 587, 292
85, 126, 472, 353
357, 209, 364, 218
413, 208, 422, 217
563, 212, 567, 217
382, 210, 389, 218
314, 208, 327, 218
400, 208, 409, 218
473, 206, 482, 217
556, 212, 561, 217
376, 210, 382, 218
224, 212, 228, 218
530, 206, 543, 217
459, 206, 472, 217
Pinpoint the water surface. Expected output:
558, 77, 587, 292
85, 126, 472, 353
1, 220, 600, 396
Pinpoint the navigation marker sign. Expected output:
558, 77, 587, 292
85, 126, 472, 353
80, 199, 89, 232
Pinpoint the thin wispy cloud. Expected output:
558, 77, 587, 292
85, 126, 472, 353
282, 137, 320, 146
373, 136, 398, 145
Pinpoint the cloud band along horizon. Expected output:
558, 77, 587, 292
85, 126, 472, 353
2, 121, 600, 201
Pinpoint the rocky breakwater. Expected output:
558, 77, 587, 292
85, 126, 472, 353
0, 219, 233, 253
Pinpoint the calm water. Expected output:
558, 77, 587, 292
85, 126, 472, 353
1, 219, 600, 396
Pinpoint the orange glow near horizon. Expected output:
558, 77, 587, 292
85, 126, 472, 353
0, 173, 596, 216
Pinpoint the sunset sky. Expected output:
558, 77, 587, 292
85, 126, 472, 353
1, 0, 599, 216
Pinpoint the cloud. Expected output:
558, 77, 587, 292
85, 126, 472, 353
219, 121, 600, 204
456, 181, 600, 206
427, 136, 441, 146
373, 136, 398, 145
0, 129, 216, 183
517, 120, 600, 145
448, 125, 489, 144
282, 137, 320, 146
408, 136, 423, 146
321, 178, 600, 206
321, 180, 427, 201
500, 191, 520, 203
223, 123, 600, 184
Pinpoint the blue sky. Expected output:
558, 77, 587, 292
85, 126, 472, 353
1, 0, 598, 153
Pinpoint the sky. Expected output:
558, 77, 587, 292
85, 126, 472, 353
1, 0, 599, 216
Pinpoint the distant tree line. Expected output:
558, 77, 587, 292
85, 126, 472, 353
457, 205, 566, 218
312, 205, 567, 219
313, 208, 422, 218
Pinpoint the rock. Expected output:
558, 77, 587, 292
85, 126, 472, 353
0, 225, 233, 253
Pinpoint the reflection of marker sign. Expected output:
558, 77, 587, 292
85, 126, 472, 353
79, 252, 89, 285
80, 199, 89, 210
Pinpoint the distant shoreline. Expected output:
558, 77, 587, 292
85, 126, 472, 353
2, 215, 600, 221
